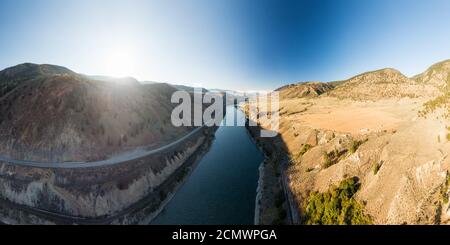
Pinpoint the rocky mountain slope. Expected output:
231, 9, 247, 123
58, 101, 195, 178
0, 63, 75, 97
328, 68, 440, 100
247, 59, 450, 225
0, 63, 192, 162
414, 60, 450, 88
414, 60, 450, 117
275, 82, 335, 100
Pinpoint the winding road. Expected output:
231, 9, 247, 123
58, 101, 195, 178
0, 125, 207, 169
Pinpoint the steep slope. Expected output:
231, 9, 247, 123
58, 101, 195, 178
414, 60, 450, 117
414, 59, 450, 88
328, 68, 439, 100
275, 82, 335, 99
0, 64, 192, 162
0, 63, 75, 98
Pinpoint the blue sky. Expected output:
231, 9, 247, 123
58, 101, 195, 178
1, 0, 450, 90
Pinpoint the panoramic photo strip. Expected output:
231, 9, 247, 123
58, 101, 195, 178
1, 0, 450, 243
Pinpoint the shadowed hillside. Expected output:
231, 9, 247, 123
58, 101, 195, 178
0, 63, 193, 162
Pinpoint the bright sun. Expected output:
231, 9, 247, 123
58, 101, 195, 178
105, 45, 137, 78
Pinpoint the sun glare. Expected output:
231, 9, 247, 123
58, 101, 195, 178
105, 45, 137, 78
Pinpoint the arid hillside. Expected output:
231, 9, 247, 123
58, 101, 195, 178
328, 68, 440, 100
275, 82, 335, 100
414, 60, 450, 118
414, 59, 450, 87
246, 59, 450, 225
0, 63, 193, 162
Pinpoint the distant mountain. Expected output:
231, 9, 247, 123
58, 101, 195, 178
275, 64, 448, 102
140, 80, 158, 85
275, 82, 335, 99
0, 63, 192, 162
172, 84, 208, 93
207, 88, 247, 105
328, 68, 440, 100
0, 63, 75, 97
87, 75, 141, 86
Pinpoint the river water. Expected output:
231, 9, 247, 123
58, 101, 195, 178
151, 106, 264, 225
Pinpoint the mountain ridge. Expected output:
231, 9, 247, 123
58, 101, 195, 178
275, 61, 450, 101
0, 63, 193, 162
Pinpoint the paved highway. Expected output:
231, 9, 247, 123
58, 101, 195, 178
0, 125, 207, 169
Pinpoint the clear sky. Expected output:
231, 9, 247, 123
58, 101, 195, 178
1, 0, 450, 91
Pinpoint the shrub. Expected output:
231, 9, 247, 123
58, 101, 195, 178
298, 144, 312, 157
159, 190, 167, 200
302, 177, 372, 225
322, 148, 348, 169
323, 152, 333, 168
350, 139, 367, 153
420, 92, 450, 117
441, 173, 450, 204
446, 173, 450, 187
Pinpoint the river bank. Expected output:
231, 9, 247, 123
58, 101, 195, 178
245, 123, 291, 225
113, 128, 218, 225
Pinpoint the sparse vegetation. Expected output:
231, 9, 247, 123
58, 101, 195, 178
433, 172, 450, 223
306, 167, 315, 173
323, 148, 347, 169
302, 177, 372, 225
175, 166, 191, 183
417, 62, 450, 118
441, 172, 450, 205
350, 139, 367, 153
323, 152, 332, 168
419, 92, 450, 117
298, 144, 312, 157
434, 202, 442, 224
159, 190, 167, 201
